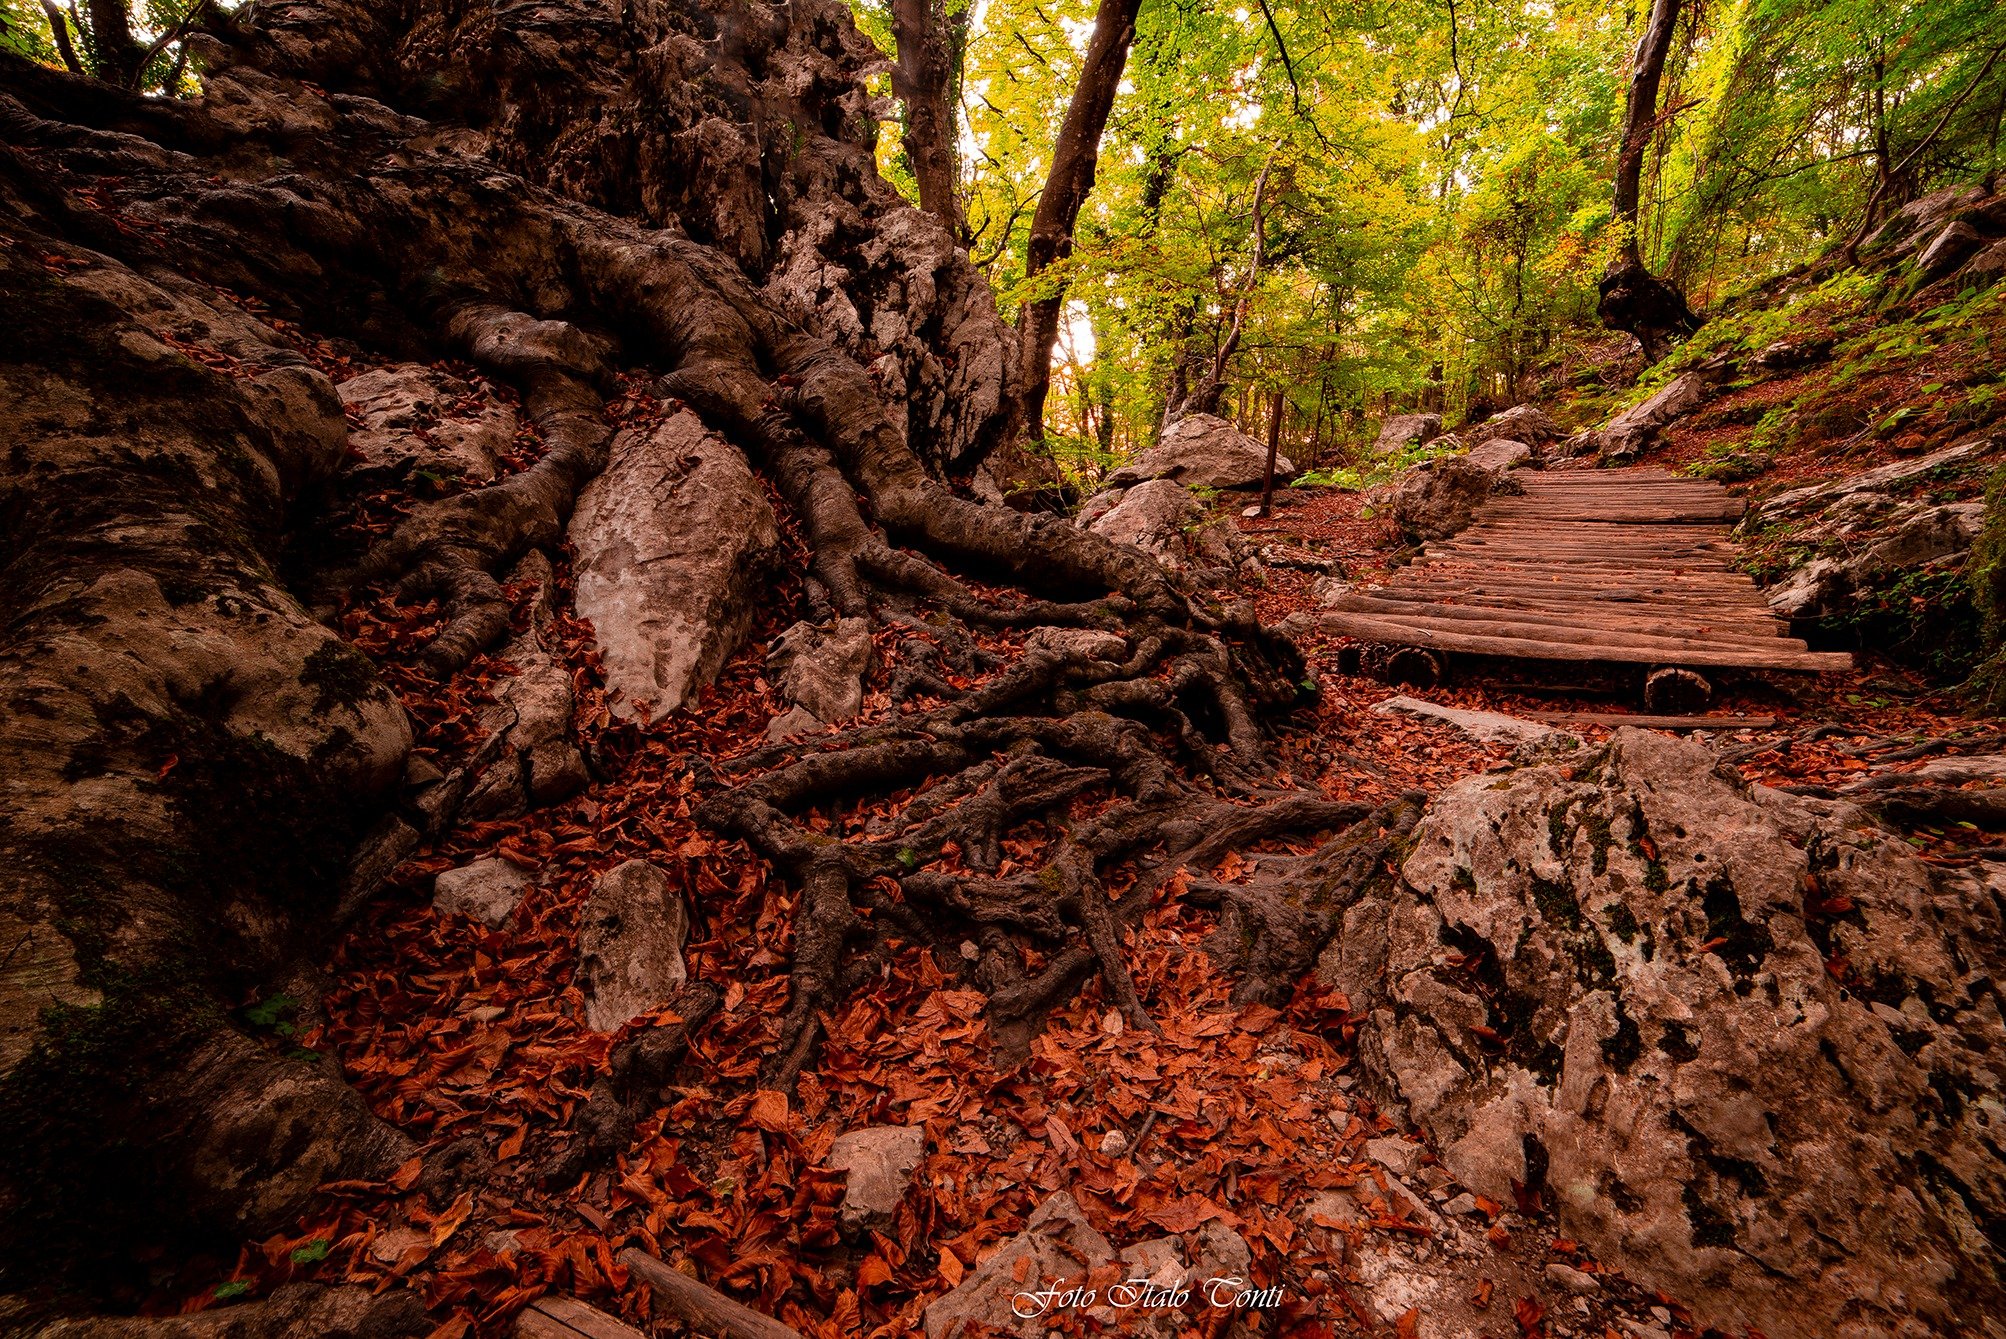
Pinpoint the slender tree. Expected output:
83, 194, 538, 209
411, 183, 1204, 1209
1598, 0, 1700, 364
1016, 0, 1143, 439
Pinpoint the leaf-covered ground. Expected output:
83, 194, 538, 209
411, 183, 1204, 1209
131, 382, 2001, 1339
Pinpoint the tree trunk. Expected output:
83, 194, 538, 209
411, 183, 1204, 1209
83, 0, 144, 84
891, 0, 963, 237
1015, 0, 1143, 440
1169, 160, 1273, 422
1598, 0, 1698, 365
0, 0, 1344, 1317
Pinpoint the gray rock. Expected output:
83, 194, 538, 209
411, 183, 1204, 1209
1596, 373, 1706, 462
1466, 404, 1559, 446
1868, 184, 1987, 255
463, 638, 588, 819
1765, 556, 1851, 621
577, 860, 688, 1033
1323, 728, 2006, 1339
1546, 1263, 1601, 1295
1370, 693, 1570, 751
1374, 412, 1444, 456
829, 1125, 926, 1232
1917, 221, 1984, 282
569, 412, 779, 720
923, 1192, 1115, 1339
1088, 477, 1249, 575
433, 856, 533, 928
338, 364, 516, 483
1365, 1134, 1427, 1178
1957, 238, 2006, 290
1747, 438, 1996, 525
1464, 437, 1533, 472
1369, 456, 1511, 541
1107, 413, 1294, 489
1764, 499, 1985, 621
763, 705, 823, 741
769, 617, 873, 724
1074, 486, 1126, 528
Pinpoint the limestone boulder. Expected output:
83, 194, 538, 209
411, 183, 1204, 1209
577, 860, 688, 1033
569, 412, 779, 720
1595, 373, 1706, 462
1957, 238, 2006, 290
338, 364, 517, 483
463, 639, 589, 819
1368, 456, 1512, 542
1748, 439, 1997, 528
1463, 437, 1532, 473
1322, 728, 2006, 1339
1464, 404, 1558, 447
1090, 477, 1200, 549
1374, 411, 1443, 456
1917, 220, 1984, 283
1107, 413, 1293, 489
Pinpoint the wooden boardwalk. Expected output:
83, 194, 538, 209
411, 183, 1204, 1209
1321, 467, 1854, 675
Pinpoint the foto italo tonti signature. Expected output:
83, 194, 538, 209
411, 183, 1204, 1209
1011, 1276, 1285, 1318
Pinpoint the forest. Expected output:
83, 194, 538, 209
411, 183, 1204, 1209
0, 0, 2004, 1338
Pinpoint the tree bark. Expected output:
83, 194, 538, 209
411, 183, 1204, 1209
0, 1, 1330, 1316
1015, 0, 1142, 440
1598, 0, 1698, 365
891, 0, 963, 237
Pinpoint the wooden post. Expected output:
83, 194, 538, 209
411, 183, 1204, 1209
1260, 387, 1285, 517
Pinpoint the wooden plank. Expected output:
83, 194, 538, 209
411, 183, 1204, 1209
1317, 610, 1854, 671
518, 1297, 649, 1339
1327, 593, 1795, 648
1325, 605, 1813, 656
1528, 711, 1779, 730
1354, 587, 1785, 628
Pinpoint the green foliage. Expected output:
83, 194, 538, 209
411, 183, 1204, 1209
1, 0, 227, 94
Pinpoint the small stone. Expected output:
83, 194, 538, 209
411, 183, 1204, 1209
770, 617, 874, 723
433, 856, 533, 928
1650, 1306, 1672, 1324
1546, 1263, 1601, 1295
577, 860, 688, 1032
1445, 1192, 1480, 1215
1099, 1128, 1129, 1157
959, 939, 980, 961
1365, 1135, 1425, 1178
829, 1125, 926, 1233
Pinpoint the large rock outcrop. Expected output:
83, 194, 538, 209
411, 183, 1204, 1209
1083, 478, 1250, 576
1324, 729, 2006, 1339
568, 412, 780, 720
1106, 413, 1293, 489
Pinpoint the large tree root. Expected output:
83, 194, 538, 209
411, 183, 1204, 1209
0, 3, 1370, 1312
